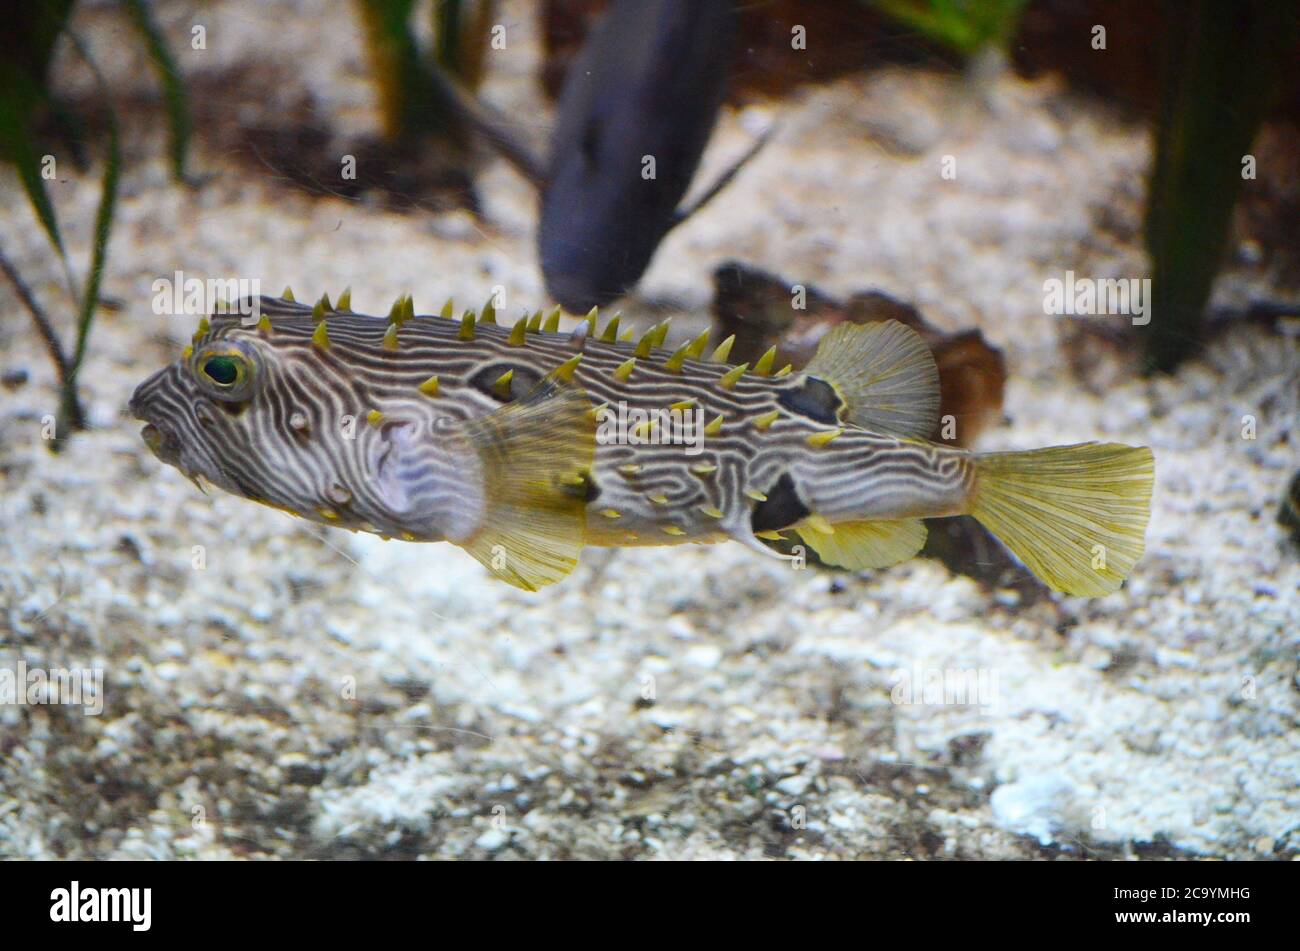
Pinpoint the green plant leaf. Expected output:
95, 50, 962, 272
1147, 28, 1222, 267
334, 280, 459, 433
870, 0, 1027, 57
122, 0, 192, 182
1143, 0, 1297, 372
54, 37, 122, 450
0, 70, 68, 262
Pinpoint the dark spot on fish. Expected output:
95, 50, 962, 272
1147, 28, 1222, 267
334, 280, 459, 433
217, 400, 248, 418
559, 469, 600, 503
751, 472, 809, 533
468, 363, 544, 403
776, 375, 842, 424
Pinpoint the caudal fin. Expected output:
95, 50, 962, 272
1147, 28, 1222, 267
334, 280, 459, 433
969, 443, 1153, 596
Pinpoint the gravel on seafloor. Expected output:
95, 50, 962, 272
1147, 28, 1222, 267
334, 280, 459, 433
0, 0, 1296, 859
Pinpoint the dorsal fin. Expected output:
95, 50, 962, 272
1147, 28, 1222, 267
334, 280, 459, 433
458, 380, 595, 591
795, 517, 928, 570
801, 320, 940, 438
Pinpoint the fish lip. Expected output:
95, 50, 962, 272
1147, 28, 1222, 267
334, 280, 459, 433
131, 375, 207, 490
130, 382, 171, 457
138, 421, 207, 494
138, 420, 182, 469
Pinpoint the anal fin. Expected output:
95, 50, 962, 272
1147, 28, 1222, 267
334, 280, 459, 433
459, 380, 595, 591
795, 517, 928, 570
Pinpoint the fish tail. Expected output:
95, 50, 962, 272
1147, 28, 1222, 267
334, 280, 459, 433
968, 442, 1154, 596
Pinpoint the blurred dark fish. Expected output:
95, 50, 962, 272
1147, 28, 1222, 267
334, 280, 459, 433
539, 0, 753, 313
540, 0, 960, 103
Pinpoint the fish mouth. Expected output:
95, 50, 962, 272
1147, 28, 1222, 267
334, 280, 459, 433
139, 421, 179, 465
132, 380, 179, 465
138, 421, 213, 495
131, 374, 216, 495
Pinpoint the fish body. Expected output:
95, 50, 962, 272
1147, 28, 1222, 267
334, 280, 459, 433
539, 0, 737, 312
132, 294, 1154, 595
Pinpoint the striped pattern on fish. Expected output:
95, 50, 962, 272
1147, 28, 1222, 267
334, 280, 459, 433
130, 292, 1153, 595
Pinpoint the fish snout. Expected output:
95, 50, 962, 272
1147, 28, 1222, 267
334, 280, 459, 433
129, 373, 183, 465
128, 387, 149, 423
128, 367, 170, 422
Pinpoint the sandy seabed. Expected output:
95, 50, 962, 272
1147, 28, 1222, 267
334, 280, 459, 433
0, 0, 1296, 859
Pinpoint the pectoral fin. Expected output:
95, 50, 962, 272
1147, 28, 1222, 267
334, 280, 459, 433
795, 517, 928, 570
459, 380, 596, 591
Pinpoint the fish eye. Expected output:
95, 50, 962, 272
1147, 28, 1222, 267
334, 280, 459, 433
202, 356, 242, 387
191, 343, 259, 401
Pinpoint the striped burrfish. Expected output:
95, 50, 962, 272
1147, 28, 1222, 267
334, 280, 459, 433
130, 292, 1154, 595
